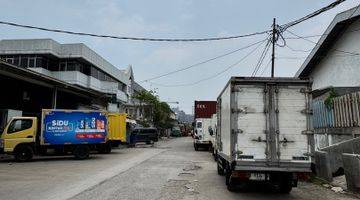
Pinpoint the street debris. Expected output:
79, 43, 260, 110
183, 164, 202, 171
178, 172, 195, 177
331, 187, 344, 193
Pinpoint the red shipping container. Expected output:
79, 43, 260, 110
194, 101, 216, 119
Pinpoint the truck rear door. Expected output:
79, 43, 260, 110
233, 84, 311, 164
233, 85, 267, 160
277, 85, 310, 161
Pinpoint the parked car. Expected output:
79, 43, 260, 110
130, 128, 158, 145
171, 126, 182, 137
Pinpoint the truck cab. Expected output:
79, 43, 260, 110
0, 117, 37, 160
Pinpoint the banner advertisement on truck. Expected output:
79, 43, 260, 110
43, 110, 108, 145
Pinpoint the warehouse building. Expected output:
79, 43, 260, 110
0, 38, 144, 113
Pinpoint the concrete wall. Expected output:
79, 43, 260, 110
320, 137, 360, 175
342, 153, 360, 192
310, 19, 360, 90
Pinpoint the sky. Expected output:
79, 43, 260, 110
0, 0, 359, 114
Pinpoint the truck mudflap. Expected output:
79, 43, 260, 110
234, 160, 311, 172
0, 138, 3, 153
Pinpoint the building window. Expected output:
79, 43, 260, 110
91, 67, 99, 79
13, 56, 19, 66
20, 56, 28, 68
28, 57, 35, 68
5, 57, 14, 64
35, 57, 43, 68
59, 62, 66, 71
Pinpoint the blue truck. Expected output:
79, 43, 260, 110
0, 109, 108, 161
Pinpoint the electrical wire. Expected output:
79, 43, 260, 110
0, 20, 269, 42
280, 0, 346, 31
251, 39, 271, 77
285, 44, 312, 53
285, 29, 360, 55
0, 1, 348, 43
149, 40, 266, 87
140, 38, 267, 83
259, 58, 272, 76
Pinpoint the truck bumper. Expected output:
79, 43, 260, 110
234, 160, 311, 172
195, 140, 211, 144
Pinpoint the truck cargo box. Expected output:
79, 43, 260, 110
217, 77, 312, 172
108, 113, 127, 143
41, 110, 108, 145
194, 101, 217, 119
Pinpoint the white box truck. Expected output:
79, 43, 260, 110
194, 118, 213, 150
209, 114, 218, 159
216, 77, 312, 193
193, 101, 217, 151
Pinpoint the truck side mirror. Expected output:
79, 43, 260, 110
208, 127, 214, 136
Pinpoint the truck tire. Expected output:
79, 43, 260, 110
225, 168, 236, 192
194, 143, 199, 151
14, 145, 34, 162
279, 176, 293, 193
98, 143, 112, 154
217, 162, 225, 176
74, 145, 90, 160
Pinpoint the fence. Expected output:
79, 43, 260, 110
312, 92, 360, 129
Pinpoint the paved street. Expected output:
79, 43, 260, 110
0, 137, 357, 200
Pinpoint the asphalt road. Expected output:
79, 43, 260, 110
0, 137, 357, 200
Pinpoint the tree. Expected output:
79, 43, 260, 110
133, 90, 174, 130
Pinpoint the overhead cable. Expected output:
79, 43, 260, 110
251, 39, 271, 77
140, 39, 267, 82
149, 40, 266, 87
285, 29, 360, 55
0, 20, 269, 42
280, 0, 346, 31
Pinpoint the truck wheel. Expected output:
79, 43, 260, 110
217, 162, 225, 176
14, 145, 34, 162
74, 145, 90, 160
194, 143, 199, 151
225, 168, 236, 191
98, 143, 112, 154
279, 176, 293, 193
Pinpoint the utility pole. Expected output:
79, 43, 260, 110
271, 18, 276, 78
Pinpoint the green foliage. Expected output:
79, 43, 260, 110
324, 89, 337, 109
133, 90, 174, 129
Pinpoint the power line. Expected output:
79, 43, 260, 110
259, 58, 272, 76
285, 43, 312, 53
280, 0, 346, 31
285, 29, 360, 55
140, 38, 267, 83
251, 39, 271, 77
0, 20, 269, 42
284, 23, 360, 40
0, 0, 347, 43
149, 40, 266, 87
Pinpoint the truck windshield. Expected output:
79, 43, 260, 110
7, 119, 33, 134
196, 122, 202, 128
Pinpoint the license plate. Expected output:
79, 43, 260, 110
249, 173, 266, 181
